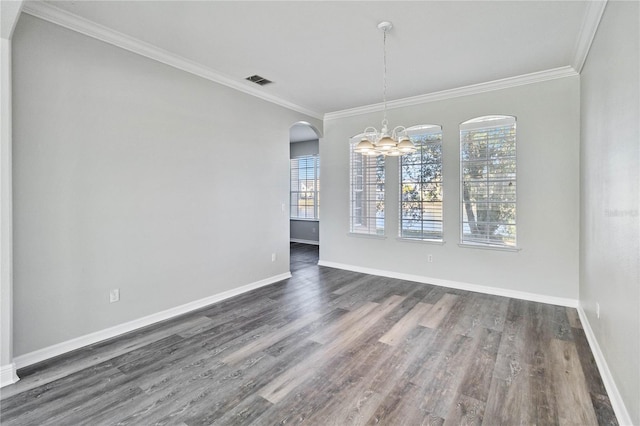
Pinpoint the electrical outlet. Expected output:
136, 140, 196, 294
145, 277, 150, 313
109, 288, 120, 303
271, 253, 277, 262
596, 302, 600, 319
427, 254, 433, 263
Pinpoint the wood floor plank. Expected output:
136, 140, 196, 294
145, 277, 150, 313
367, 379, 444, 426
443, 394, 485, 426
455, 327, 502, 403
528, 302, 561, 424
572, 327, 611, 398
419, 293, 459, 329
483, 299, 536, 425
551, 304, 574, 341
419, 333, 475, 419
331, 274, 371, 295
566, 307, 582, 329
549, 338, 599, 425
379, 302, 433, 346
309, 301, 379, 344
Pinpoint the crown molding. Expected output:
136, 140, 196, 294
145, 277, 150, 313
324, 66, 579, 121
20, 1, 323, 120
572, 0, 608, 73
1, 0, 24, 40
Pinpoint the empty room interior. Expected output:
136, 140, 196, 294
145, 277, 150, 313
0, 1, 638, 425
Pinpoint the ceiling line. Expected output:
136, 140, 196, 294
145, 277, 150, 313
20, 1, 324, 120
324, 66, 579, 121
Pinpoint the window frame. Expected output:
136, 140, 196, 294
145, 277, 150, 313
349, 135, 385, 237
459, 115, 518, 250
399, 124, 444, 242
290, 154, 320, 220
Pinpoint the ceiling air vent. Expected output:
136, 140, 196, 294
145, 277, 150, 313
245, 75, 273, 86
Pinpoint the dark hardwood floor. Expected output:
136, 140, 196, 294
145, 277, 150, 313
0, 243, 617, 425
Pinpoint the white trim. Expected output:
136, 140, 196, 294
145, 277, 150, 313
0, 36, 15, 388
13, 272, 291, 369
20, 1, 322, 120
577, 304, 633, 426
396, 237, 445, 246
347, 233, 387, 240
457, 243, 521, 253
290, 238, 319, 246
0, 363, 19, 387
324, 66, 578, 120
572, 0, 608, 73
317, 260, 577, 308
0, 0, 25, 39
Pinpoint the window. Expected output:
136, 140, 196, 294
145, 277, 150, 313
290, 155, 319, 220
400, 125, 443, 241
460, 115, 517, 248
350, 137, 385, 235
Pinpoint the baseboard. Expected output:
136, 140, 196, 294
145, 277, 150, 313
577, 305, 633, 426
317, 260, 578, 308
13, 272, 292, 370
0, 363, 19, 387
290, 238, 319, 246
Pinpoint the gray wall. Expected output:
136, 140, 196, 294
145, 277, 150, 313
580, 1, 639, 423
320, 77, 581, 300
11, 15, 320, 356
290, 139, 319, 244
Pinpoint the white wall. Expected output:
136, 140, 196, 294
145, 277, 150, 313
320, 77, 580, 301
580, 1, 639, 424
11, 14, 320, 357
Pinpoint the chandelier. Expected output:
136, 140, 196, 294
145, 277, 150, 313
354, 22, 416, 157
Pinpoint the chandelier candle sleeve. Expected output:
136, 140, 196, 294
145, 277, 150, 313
354, 21, 417, 157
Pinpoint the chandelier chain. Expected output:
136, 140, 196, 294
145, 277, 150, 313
382, 30, 388, 127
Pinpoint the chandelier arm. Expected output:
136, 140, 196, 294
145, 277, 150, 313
391, 126, 407, 138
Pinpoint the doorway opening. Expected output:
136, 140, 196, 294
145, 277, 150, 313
289, 122, 321, 272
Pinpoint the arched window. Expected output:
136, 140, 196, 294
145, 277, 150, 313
349, 135, 385, 236
399, 125, 443, 241
460, 115, 517, 248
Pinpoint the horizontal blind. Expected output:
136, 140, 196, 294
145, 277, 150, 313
400, 125, 443, 241
290, 155, 319, 220
350, 139, 384, 235
460, 116, 516, 247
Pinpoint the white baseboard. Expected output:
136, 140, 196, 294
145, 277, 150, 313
13, 272, 292, 370
577, 305, 633, 426
317, 260, 578, 308
0, 363, 19, 387
290, 238, 319, 246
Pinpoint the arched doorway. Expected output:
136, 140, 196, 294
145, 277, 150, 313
289, 122, 321, 272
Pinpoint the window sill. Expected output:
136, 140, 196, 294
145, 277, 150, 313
396, 238, 445, 245
458, 243, 521, 252
290, 218, 319, 222
347, 232, 387, 240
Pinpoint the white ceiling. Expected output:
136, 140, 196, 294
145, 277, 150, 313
38, 1, 591, 116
